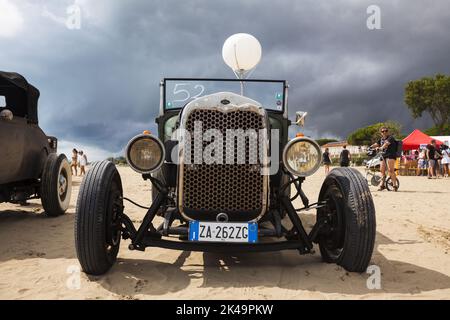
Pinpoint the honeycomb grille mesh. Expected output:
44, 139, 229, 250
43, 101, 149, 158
182, 109, 265, 213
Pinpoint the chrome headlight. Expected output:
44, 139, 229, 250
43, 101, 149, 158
125, 134, 165, 174
282, 137, 322, 177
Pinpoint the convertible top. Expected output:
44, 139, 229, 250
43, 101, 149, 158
0, 71, 40, 123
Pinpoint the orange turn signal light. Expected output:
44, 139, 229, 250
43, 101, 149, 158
143, 130, 152, 135
296, 132, 305, 137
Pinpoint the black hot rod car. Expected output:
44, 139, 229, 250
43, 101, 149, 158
0, 71, 71, 216
75, 78, 376, 275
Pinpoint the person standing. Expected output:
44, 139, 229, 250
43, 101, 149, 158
323, 147, 332, 174
370, 127, 399, 191
79, 150, 88, 176
441, 145, 450, 178
417, 149, 427, 176
435, 142, 443, 178
426, 140, 440, 179
71, 148, 78, 176
339, 145, 351, 167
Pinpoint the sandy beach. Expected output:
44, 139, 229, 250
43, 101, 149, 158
1, 166, 449, 300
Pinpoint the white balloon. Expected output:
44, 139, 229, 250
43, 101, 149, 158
222, 33, 262, 72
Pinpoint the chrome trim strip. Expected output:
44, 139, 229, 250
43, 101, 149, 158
159, 80, 164, 116
283, 82, 289, 119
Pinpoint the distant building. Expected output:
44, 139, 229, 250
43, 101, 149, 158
321, 141, 367, 157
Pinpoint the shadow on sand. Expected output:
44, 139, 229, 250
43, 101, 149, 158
397, 190, 449, 194
0, 207, 77, 261
94, 216, 450, 297
1, 205, 449, 297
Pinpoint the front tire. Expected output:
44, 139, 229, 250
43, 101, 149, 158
75, 161, 123, 275
317, 167, 376, 272
386, 177, 399, 191
41, 153, 72, 217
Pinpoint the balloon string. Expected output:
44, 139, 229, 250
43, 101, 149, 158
246, 66, 256, 79
233, 44, 241, 73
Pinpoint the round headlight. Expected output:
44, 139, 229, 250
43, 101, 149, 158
125, 134, 165, 174
282, 137, 322, 177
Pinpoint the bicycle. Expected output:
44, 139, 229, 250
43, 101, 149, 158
365, 148, 400, 191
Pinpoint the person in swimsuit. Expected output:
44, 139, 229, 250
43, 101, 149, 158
79, 150, 87, 176
71, 148, 78, 176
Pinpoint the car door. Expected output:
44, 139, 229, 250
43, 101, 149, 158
21, 122, 49, 180
0, 109, 26, 184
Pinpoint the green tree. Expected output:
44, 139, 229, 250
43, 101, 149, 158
405, 74, 450, 131
424, 124, 450, 136
347, 121, 402, 146
315, 138, 338, 146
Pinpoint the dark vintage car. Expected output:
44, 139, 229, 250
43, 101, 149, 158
0, 71, 71, 216
75, 78, 376, 275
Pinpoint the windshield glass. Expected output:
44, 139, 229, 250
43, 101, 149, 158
164, 79, 286, 112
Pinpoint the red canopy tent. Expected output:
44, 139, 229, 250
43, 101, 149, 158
402, 129, 444, 151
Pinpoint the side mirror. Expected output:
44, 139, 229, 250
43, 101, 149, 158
295, 111, 308, 127
0, 109, 13, 121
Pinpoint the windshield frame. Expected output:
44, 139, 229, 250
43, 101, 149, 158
161, 78, 288, 114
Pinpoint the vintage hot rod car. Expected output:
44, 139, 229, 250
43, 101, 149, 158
0, 71, 71, 216
75, 78, 376, 275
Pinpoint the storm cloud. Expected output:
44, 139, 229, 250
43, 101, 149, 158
1, 0, 449, 160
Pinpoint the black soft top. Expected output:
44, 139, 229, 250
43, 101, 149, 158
0, 71, 40, 123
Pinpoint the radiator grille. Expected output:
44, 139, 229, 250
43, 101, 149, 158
181, 109, 266, 219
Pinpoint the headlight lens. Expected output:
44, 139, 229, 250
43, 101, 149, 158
282, 137, 322, 177
126, 134, 165, 174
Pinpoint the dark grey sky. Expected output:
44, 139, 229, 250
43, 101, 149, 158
1, 0, 449, 160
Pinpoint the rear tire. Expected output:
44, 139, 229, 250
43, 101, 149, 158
75, 161, 123, 275
317, 167, 376, 272
41, 154, 72, 217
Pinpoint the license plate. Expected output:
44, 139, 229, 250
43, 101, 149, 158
189, 221, 258, 243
